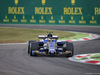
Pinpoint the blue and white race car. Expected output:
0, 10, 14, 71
28, 33, 74, 57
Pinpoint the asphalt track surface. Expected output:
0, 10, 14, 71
0, 25, 100, 75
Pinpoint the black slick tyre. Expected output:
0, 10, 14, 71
28, 41, 35, 54
30, 42, 39, 56
63, 42, 74, 57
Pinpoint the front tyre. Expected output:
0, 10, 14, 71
67, 43, 74, 57
28, 41, 35, 54
30, 42, 39, 56
63, 42, 74, 57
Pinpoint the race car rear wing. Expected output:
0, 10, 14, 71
38, 35, 58, 39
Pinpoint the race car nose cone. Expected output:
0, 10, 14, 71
50, 50, 55, 54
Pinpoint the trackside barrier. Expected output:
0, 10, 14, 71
0, 0, 100, 26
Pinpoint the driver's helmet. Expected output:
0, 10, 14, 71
44, 38, 51, 42
48, 38, 51, 42
47, 33, 52, 38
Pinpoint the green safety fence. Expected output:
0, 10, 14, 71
0, 0, 100, 25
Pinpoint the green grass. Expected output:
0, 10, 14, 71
0, 27, 75, 43
59, 32, 89, 40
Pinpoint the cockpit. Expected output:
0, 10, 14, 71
44, 38, 57, 42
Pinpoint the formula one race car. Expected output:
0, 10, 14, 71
28, 33, 74, 57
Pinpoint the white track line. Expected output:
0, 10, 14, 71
0, 43, 27, 45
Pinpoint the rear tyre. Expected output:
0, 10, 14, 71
63, 42, 74, 57
30, 42, 39, 56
